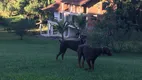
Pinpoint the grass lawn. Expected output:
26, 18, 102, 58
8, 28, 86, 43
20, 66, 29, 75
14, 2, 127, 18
0, 32, 142, 80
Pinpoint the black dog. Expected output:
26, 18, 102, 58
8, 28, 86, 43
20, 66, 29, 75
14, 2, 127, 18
77, 44, 112, 70
56, 35, 87, 60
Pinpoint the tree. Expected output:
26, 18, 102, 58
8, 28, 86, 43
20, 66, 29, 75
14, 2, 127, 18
0, 0, 54, 17
24, 0, 40, 15
7, 2, 17, 16
13, 0, 28, 15
87, 0, 142, 52
12, 18, 36, 40
0, 16, 10, 27
0, 0, 9, 11
0, 2, 4, 11
115, 0, 142, 32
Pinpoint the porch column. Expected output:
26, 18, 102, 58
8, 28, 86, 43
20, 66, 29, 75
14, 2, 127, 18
68, 28, 70, 37
79, 6, 81, 13
73, 5, 75, 13
86, 7, 89, 14
64, 13, 66, 22
70, 5, 72, 12
47, 22, 50, 36
80, 6, 82, 13
51, 25, 53, 36
39, 24, 42, 35
61, 3, 64, 11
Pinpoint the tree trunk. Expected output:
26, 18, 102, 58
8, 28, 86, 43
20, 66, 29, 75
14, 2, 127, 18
20, 35, 23, 40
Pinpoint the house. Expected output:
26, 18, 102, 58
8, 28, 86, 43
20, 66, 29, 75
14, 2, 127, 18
40, 0, 114, 38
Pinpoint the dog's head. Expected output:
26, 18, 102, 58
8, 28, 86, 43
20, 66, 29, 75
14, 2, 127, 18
102, 47, 112, 56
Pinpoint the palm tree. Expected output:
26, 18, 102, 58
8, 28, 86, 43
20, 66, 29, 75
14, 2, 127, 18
54, 20, 70, 40
72, 14, 87, 35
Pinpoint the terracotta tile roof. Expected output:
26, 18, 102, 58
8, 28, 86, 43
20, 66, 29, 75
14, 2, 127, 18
41, 0, 62, 11
55, 0, 62, 3
62, 0, 90, 5
41, 0, 91, 11
41, 3, 61, 12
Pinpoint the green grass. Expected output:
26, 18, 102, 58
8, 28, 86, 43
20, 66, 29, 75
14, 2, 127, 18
0, 32, 142, 80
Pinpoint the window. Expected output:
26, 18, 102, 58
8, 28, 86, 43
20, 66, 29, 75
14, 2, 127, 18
60, 13, 63, 19
66, 15, 69, 21
84, 7, 87, 13
54, 12, 58, 20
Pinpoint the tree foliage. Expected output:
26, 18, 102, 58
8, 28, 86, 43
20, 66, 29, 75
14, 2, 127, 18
87, 0, 142, 52
11, 18, 36, 40
0, 16, 10, 27
0, 0, 55, 17
115, 0, 142, 31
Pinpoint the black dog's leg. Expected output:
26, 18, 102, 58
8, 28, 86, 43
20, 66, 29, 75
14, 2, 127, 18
85, 60, 91, 70
56, 45, 67, 60
60, 47, 67, 60
78, 53, 82, 68
61, 52, 65, 60
82, 55, 85, 68
91, 59, 95, 70
56, 52, 62, 60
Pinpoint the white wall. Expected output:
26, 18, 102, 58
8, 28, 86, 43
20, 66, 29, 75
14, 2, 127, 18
54, 12, 59, 20
48, 12, 78, 38
68, 28, 78, 38
54, 12, 64, 21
